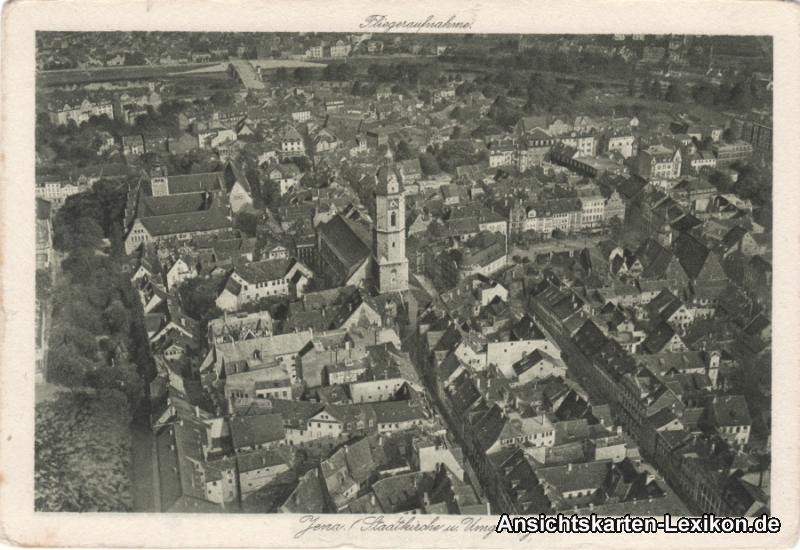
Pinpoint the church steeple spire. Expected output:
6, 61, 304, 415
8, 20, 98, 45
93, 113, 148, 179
375, 149, 401, 196
372, 146, 408, 294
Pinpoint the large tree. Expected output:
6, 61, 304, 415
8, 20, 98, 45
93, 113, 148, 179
179, 276, 224, 321
665, 81, 687, 103
419, 152, 440, 176
35, 390, 133, 512
394, 140, 414, 162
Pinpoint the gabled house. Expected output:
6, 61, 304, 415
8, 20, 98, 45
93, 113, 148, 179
216, 258, 314, 311
645, 289, 696, 333
512, 349, 567, 385
267, 163, 301, 196
709, 395, 751, 447
123, 164, 248, 255
672, 232, 727, 291
279, 125, 305, 154
229, 413, 286, 454
641, 321, 687, 354
316, 214, 372, 289
223, 162, 254, 213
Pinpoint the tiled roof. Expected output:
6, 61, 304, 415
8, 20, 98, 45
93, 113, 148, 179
236, 447, 291, 473
535, 459, 611, 495
371, 472, 431, 513
229, 413, 286, 449
642, 321, 678, 354
371, 401, 426, 424
572, 320, 608, 356
281, 469, 327, 513
672, 232, 711, 280
235, 258, 291, 284
279, 125, 303, 141
711, 395, 751, 427
318, 214, 371, 272
223, 277, 242, 296
636, 351, 705, 378
140, 193, 207, 217
512, 349, 555, 377
472, 404, 506, 451
139, 206, 233, 238
269, 163, 300, 178
491, 448, 551, 513
446, 370, 481, 414
164, 172, 224, 195
648, 407, 680, 429
635, 238, 675, 279
510, 314, 546, 341
224, 161, 252, 194
344, 437, 376, 484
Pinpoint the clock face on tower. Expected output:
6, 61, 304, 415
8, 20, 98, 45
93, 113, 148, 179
389, 199, 399, 209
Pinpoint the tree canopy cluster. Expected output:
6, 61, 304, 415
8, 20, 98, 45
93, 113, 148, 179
37, 181, 153, 511
322, 62, 355, 82
48, 181, 150, 402
35, 390, 134, 511
432, 139, 489, 174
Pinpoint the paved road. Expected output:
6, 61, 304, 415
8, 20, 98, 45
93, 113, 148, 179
129, 402, 158, 512
413, 273, 439, 303
230, 58, 266, 90
35, 249, 63, 402
528, 297, 695, 513
408, 339, 500, 512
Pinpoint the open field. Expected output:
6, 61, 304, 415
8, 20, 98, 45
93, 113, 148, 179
573, 94, 735, 126
37, 63, 220, 87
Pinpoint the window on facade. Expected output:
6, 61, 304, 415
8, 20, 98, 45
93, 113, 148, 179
390, 212, 397, 227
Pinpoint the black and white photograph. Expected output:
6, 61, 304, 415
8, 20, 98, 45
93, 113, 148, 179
2, 1, 799, 547
31, 29, 775, 515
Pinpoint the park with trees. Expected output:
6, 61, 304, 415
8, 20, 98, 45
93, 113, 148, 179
36, 179, 154, 512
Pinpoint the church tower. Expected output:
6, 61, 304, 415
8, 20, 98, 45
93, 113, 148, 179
372, 149, 409, 294
150, 164, 169, 197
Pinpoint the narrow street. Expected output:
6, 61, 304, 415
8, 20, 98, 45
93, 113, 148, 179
129, 400, 157, 512
35, 249, 64, 404
411, 342, 501, 512
527, 298, 695, 513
